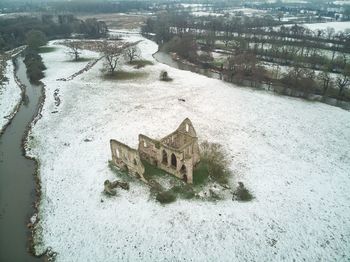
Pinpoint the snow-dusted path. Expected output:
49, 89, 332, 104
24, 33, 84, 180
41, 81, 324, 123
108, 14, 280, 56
29, 35, 350, 261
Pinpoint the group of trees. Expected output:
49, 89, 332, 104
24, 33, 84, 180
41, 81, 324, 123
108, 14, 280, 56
0, 14, 109, 83
0, 15, 107, 52
162, 35, 198, 62
0, 0, 152, 14
143, 11, 350, 100
100, 40, 141, 74
22, 30, 48, 83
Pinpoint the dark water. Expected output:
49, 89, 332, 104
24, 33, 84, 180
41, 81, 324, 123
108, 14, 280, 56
0, 58, 42, 261
153, 51, 221, 79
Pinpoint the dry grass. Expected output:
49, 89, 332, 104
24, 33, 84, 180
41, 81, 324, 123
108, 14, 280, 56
77, 13, 150, 30
103, 70, 148, 80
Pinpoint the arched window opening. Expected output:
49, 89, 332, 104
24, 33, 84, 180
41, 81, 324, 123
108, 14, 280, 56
116, 148, 120, 158
162, 150, 168, 165
171, 153, 177, 168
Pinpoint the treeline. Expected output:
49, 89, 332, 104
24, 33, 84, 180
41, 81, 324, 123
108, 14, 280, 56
0, 15, 107, 51
142, 12, 350, 73
0, 1, 152, 14
143, 12, 350, 48
24, 49, 46, 84
144, 12, 350, 101
142, 12, 283, 43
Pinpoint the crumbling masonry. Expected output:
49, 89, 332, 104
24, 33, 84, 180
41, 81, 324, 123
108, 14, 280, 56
110, 118, 200, 184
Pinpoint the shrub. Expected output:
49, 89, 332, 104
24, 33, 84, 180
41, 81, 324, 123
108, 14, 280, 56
156, 190, 177, 204
233, 182, 253, 202
200, 141, 230, 185
171, 185, 195, 199
159, 70, 172, 81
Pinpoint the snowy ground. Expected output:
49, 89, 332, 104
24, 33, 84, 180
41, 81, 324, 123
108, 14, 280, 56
29, 34, 350, 261
303, 21, 350, 32
0, 60, 21, 133
279, 21, 350, 32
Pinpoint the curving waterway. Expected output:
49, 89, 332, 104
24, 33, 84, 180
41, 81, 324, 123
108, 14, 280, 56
0, 57, 42, 261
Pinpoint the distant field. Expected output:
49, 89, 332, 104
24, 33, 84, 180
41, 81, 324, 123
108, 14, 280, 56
303, 21, 350, 32
77, 13, 150, 30
277, 21, 350, 32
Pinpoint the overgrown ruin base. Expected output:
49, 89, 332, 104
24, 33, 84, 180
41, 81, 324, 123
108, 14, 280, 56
110, 118, 200, 184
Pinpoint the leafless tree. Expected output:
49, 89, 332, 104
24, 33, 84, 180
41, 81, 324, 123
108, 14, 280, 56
282, 65, 316, 96
65, 41, 82, 61
123, 46, 141, 63
101, 40, 141, 74
318, 66, 332, 95
336, 66, 350, 97
326, 27, 335, 40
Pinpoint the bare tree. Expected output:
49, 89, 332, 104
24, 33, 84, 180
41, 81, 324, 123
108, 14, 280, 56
123, 46, 141, 63
282, 65, 316, 96
65, 41, 82, 61
326, 27, 335, 40
336, 66, 350, 97
102, 40, 141, 74
318, 65, 332, 95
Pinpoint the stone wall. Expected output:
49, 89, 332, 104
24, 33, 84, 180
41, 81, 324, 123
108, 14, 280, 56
110, 118, 201, 184
138, 134, 160, 165
110, 139, 146, 182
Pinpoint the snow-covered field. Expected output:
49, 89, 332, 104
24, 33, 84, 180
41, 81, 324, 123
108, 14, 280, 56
280, 21, 350, 32
0, 60, 21, 133
303, 21, 350, 32
29, 34, 350, 261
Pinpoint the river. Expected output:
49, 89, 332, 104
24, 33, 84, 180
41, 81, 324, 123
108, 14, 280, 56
0, 57, 42, 261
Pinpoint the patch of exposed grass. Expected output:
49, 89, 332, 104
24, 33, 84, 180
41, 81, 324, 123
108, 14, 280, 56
141, 159, 165, 181
38, 46, 57, 53
103, 71, 148, 80
129, 59, 154, 68
156, 190, 177, 204
67, 57, 93, 63
193, 161, 209, 186
199, 141, 231, 186
171, 184, 195, 199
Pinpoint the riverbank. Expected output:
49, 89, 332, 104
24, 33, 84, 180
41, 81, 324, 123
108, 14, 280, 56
0, 60, 22, 134
28, 33, 350, 261
0, 56, 44, 261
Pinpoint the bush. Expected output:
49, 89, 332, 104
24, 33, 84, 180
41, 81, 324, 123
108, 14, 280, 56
200, 141, 230, 185
159, 70, 172, 81
156, 190, 177, 204
171, 185, 195, 199
233, 182, 253, 202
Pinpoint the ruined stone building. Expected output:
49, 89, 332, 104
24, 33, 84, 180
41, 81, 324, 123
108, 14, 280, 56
110, 118, 200, 184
